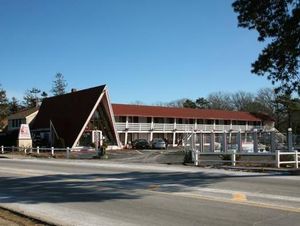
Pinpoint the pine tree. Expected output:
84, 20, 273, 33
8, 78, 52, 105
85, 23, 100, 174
9, 97, 22, 114
232, 0, 300, 95
51, 73, 67, 96
0, 84, 9, 130
23, 88, 41, 108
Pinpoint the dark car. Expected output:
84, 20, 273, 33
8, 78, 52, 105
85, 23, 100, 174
132, 139, 151, 149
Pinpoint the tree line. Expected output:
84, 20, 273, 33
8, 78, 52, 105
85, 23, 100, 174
0, 73, 67, 129
155, 88, 300, 134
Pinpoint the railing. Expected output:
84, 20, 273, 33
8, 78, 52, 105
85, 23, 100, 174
192, 150, 299, 168
115, 122, 263, 132
153, 123, 174, 131
176, 124, 195, 131
115, 122, 126, 131
0, 145, 98, 159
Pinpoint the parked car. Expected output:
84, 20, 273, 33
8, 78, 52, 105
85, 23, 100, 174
151, 138, 166, 149
132, 139, 151, 149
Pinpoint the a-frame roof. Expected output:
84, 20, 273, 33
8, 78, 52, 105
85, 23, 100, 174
32, 85, 106, 147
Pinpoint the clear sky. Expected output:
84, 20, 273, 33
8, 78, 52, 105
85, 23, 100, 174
0, 0, 271, 104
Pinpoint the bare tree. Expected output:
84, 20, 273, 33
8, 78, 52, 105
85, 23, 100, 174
207, 92, 234, 110
231, 91, 255, 111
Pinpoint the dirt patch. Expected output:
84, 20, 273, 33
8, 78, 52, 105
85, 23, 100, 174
0, 207, 53, 226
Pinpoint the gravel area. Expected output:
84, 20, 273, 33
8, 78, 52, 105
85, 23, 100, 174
0, 207, 49, 226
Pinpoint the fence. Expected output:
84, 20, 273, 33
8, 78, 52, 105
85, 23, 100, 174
192, 150, 299, 168
182, 128, 300, 168
0, 145, 100, 159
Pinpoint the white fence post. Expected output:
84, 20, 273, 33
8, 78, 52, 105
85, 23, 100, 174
67, 147, 70, 159
195, 150, 199, 166
51, 147, 54, 156
276, 150, 280, 168
231, 150, 236, 166
1, 145, 4, 154
295, 151, 298, 169
288, 128, 293, 152
37, 146, 40, 155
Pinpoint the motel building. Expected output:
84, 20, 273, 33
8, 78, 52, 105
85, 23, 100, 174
112, 104, 274, 147
1, 85, 275, 150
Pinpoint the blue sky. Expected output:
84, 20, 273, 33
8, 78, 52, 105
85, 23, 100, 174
0, 0, 271, 104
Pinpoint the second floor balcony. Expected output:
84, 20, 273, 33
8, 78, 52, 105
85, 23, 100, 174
115, 122, 263, 132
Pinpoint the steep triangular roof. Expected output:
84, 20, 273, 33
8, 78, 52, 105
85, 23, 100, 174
32, 85, 106, 147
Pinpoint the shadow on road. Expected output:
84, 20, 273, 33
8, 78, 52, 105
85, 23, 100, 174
0, 170, 283, 205
0, 171, 230, 204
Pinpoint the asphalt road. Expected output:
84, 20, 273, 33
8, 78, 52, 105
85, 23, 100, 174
0, 158, 299, 226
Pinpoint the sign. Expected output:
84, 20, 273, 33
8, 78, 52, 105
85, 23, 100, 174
18, 124, 31, 140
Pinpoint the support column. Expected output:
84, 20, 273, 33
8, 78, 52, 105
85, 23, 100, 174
150, 131, 153, 142
237, 130, 242, 152
199, 132, 204, 152
151, 117, 154, 130
174, 118, 177, 130
270, 128, 276, 152
253, 129, 258, 153
222, 131, 227, 152
210, 131, 215, 152
172, 132, 176, 147
229, 131, 232, 144
124, 132, 128, 146
125, 116, 129, 129
295, 151, 298, 169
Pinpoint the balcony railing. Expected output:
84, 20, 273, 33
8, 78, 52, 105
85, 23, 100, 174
115, 122, 263, 132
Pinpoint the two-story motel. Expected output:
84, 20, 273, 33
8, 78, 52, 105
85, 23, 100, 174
112, 104, 274, 147
2, 85, 274, 149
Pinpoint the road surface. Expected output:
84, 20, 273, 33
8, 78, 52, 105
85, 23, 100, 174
0, 158, 299, 226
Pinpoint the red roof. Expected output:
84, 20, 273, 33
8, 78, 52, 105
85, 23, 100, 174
112, 104, 264, 122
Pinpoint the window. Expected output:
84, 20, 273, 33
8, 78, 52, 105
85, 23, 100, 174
197, 119, 203, 124
224, 120, 230, 125
11, 119, 22, 128
206, 120, 213, 124
238, 121, 246, 125
166, 118, 174, 123
154, 118, 164, 123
